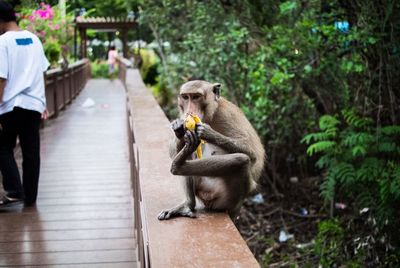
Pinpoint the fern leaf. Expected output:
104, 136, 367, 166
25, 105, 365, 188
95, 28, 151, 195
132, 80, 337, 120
343, 109, 373, 128
335, 163, 356, 184
307, 141, 337, 156
316, 155, 332, 168
381, 125, 400, 136
377, 142, 397, 153
302, 132, 333, 144
319, 115, 340, 131
320, 170, 336, 201
390, 165, 400, 200
352, 145, 367, 157
356, 158, 381, 182
379, 176, 391, 203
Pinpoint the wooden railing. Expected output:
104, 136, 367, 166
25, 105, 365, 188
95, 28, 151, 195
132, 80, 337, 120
45, 59, 90, 118
118, 60, 260, 268
117, 57, 132, 85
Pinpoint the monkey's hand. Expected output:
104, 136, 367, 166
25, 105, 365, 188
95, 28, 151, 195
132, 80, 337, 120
183, 130, 201, 155
171, 119, 185, 139
196, 123, 216, 142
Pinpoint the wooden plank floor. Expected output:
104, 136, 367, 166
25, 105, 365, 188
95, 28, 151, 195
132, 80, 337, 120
0, 79, 137, 267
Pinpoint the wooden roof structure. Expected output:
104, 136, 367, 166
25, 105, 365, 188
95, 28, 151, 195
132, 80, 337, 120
75, 17, 137, 58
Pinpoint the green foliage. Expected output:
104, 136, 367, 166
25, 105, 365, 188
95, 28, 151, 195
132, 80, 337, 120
137, 0, 400, 264
18, 2, 74, 67
135, 48, 159, 85
43, 39, 61, 66
90, 61, 109, 78
303, 110, 400, 248
68, 0, 129, 17
315, 219, 344, 267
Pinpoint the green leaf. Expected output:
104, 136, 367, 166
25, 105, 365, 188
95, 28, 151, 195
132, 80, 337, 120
319, 115, 340, 131
279, 1, 297, 14
307, 141, 337, 156
352, 145, 367, 157
303, 64, 312, 73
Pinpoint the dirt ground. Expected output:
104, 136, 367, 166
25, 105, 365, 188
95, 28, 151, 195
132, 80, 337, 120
237, 176, 324, 267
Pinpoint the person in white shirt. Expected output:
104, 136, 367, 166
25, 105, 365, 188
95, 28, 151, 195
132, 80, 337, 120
0, 1, 49, 208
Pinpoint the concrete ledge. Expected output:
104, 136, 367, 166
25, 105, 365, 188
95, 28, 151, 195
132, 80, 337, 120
125, 69, 259, 268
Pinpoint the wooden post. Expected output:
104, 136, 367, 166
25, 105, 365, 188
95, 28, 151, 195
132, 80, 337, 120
79, 28, 88, 59
122, 29, 128, 58
83, 29, 87, 58
79, 28, 84, 59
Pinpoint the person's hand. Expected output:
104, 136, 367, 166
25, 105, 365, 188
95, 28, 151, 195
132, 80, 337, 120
41, 109, 49, 120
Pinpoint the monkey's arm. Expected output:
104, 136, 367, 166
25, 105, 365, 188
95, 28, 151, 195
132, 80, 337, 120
169, 119, 186, 158
196, 124, 257, 161
171, 131, 250, 177
169, 137, 184, 158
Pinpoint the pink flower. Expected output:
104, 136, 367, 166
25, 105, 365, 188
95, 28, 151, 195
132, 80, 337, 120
32, 4, 54, 20
54, 24, 60, 30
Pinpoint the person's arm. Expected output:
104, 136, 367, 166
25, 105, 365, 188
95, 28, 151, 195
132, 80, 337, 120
41, 73, 48, 119
0, 78, 6, 103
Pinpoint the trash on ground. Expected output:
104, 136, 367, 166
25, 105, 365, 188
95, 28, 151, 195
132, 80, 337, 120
300, 208, 308, 215
295, 240, 315, 249
335, 202, 347, 209
278, 230, 294, 242
82, 98, 95, 108
250, 193, 264, 204
360, 207, 369, 214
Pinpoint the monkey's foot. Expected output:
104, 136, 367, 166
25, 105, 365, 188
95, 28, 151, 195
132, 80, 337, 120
157, 205, 196, 220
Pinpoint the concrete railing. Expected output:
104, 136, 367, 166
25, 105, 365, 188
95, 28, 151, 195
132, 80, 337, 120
119, 61, 260, 268
44, 59, 90, 118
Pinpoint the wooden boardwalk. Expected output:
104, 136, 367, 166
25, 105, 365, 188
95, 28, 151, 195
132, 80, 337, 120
0, 79, 137, 267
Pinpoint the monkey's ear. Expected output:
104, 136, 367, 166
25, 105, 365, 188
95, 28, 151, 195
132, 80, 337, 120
212, 83, 221, 100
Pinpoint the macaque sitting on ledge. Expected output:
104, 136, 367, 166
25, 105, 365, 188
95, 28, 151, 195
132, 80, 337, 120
158, 80, 265, 220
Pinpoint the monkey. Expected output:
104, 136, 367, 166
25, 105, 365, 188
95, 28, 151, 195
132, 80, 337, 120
158, 80, 265, 220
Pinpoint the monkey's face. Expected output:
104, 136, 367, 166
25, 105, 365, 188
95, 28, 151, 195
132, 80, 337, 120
178, 91, 205, 120
178, 81, 221, 122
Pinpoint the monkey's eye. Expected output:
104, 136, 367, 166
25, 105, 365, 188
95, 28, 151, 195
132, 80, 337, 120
192, 95, 201, 100
181, 95, 189, 100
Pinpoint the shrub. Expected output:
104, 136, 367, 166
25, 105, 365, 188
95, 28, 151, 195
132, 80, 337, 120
303, 110, 400, 261
90, 61, 109, 78
18, 2, 73, 67
43, 39, 61, 66
314, 219, 345, 267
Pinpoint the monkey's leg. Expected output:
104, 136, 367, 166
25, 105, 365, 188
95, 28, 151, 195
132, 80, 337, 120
171, 153, 250, 177
158, 176, 196, 221
196, 124, 256, 160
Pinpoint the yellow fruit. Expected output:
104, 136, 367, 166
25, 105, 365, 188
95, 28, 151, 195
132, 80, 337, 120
196, 146, 202, 159
184, 115, 196, 130
192, 115, 201, 124
184, 114, 204, 159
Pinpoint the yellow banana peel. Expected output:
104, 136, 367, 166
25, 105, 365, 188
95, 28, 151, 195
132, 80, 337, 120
184, 114, 205, 159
